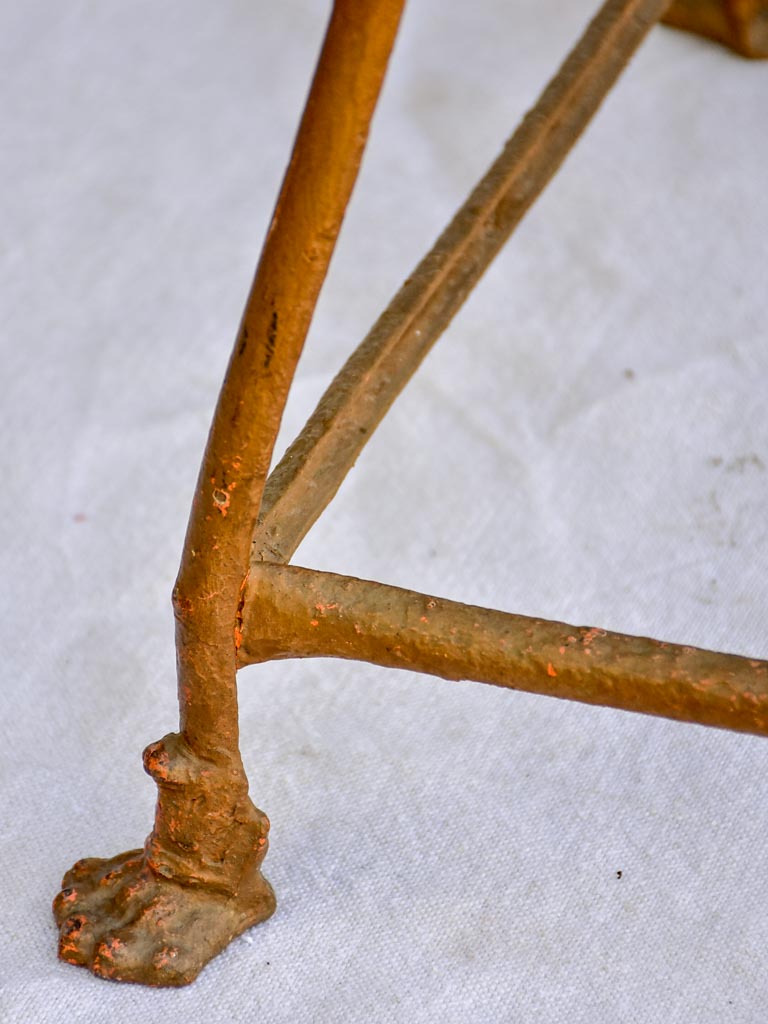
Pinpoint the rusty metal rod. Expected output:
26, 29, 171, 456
240, 564, 768, 737
173, 0, 405, 760
52, 0, 408, 989
252, 0, 671, 566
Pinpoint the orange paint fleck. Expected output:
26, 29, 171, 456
154, 948, 176, 969
310, 619, 319, 627
100, 936, 124, 960
547, 662, 557, 677
212, 488, 231, 516
581, 628, 605, 647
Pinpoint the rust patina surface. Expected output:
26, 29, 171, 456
664, 0, 768, 57
54, 0, 767, 987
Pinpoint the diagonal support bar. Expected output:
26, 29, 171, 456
252, 0, 671, 566
239, 564, 768, 738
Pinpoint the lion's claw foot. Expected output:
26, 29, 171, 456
53, 848, 275, 986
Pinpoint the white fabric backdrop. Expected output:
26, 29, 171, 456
2, 1, 768, 1021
